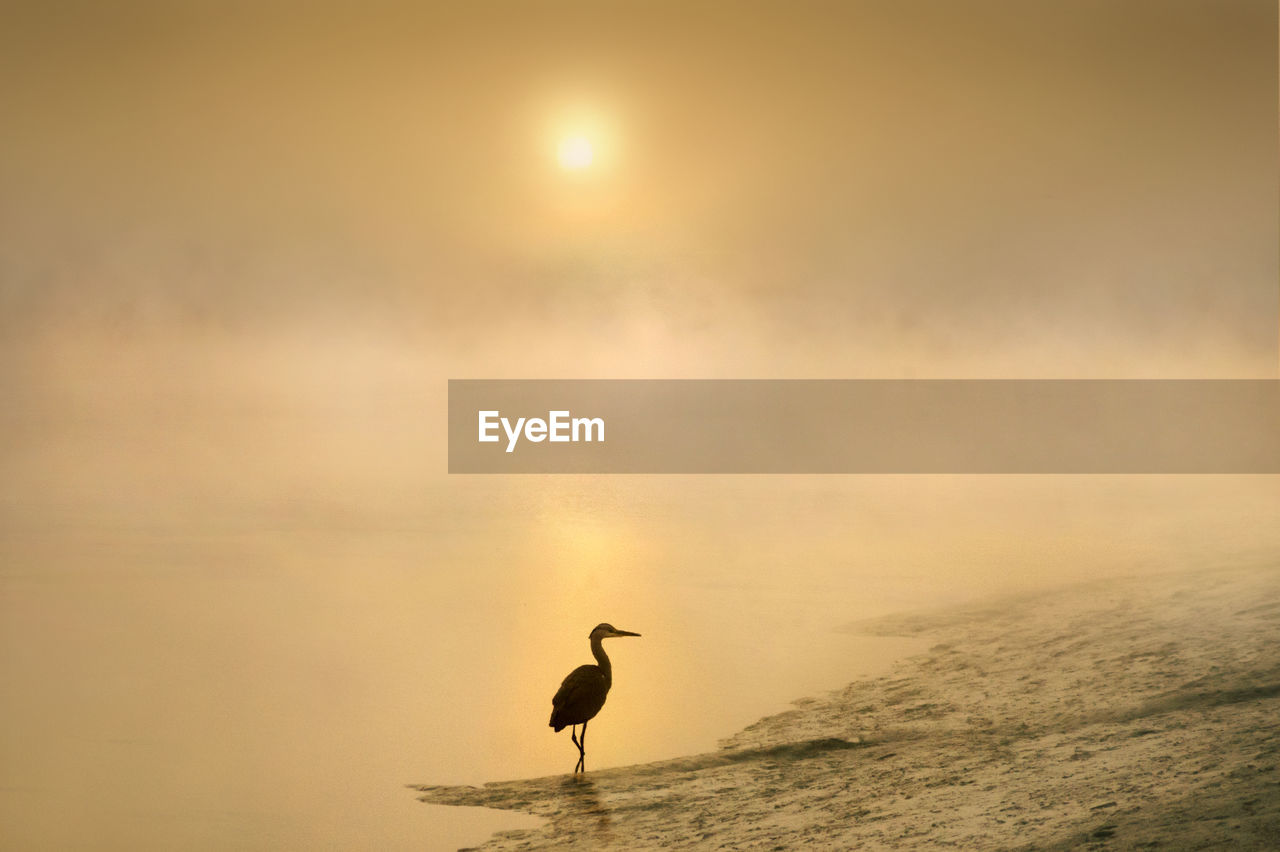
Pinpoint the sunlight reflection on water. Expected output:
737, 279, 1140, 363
4, 434, 1279, 850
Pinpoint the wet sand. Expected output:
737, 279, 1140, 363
415, 561, 1280, 849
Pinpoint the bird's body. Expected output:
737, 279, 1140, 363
549, 623, 640, 773
550, 664, 610, 732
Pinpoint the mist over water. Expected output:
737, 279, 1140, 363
2, 1, 1277, 849
4, 332, 1278, 848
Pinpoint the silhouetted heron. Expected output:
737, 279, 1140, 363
549, 623, 641, 773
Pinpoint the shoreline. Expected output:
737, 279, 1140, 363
416, 562, 1280, 849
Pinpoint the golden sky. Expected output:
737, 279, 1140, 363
0, 0, 1275, 374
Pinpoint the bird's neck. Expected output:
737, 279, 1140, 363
590, 636, 612, 683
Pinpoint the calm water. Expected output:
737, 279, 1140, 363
0, 480, 935, 850
4, 357, 1278, 850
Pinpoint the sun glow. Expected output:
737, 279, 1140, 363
557, 135, 594, 170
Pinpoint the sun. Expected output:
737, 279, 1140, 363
557, 135, 594, 170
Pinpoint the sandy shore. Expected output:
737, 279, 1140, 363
415, 562, 1280, 850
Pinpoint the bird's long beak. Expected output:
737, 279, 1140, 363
610, 629, 641, 637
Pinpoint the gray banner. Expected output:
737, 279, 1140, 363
448, 380, 1280, 473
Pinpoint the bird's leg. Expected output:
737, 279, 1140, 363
571, 726, 584, 774
579, 721, 588, 773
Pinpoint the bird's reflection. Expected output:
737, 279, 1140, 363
558, 774, 612, 838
